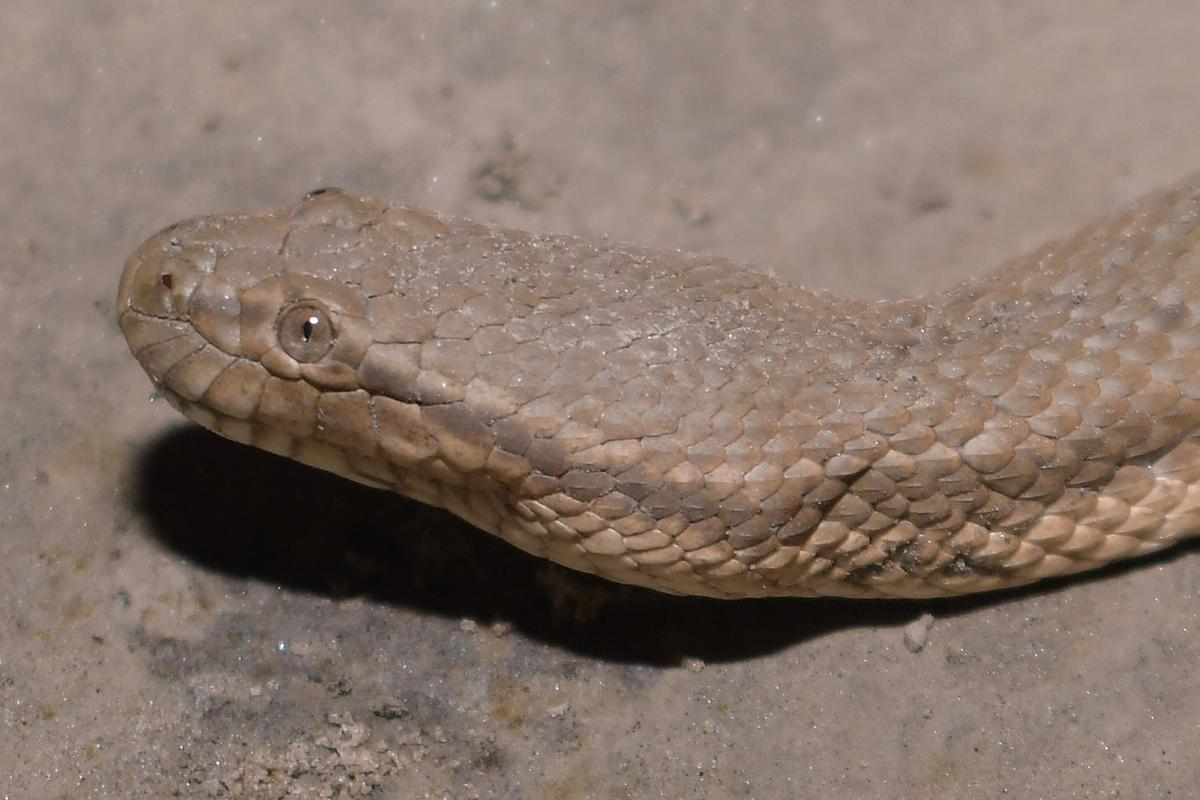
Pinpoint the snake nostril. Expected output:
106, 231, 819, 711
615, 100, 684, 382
160, 273, 174, 290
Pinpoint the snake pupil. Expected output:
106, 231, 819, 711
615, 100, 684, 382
302, 316, 318, 342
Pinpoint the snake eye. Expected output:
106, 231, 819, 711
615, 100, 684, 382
277, 301, 335, 363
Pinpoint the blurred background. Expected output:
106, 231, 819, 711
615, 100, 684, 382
4, 2, 1200, 797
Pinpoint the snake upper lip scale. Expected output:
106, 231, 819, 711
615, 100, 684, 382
117, 178, 1200, 599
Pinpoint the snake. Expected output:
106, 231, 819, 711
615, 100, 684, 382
116, 175, 1200, 599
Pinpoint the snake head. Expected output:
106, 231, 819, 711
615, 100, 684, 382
116, 188, 463, 492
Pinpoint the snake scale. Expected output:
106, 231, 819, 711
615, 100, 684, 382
117, 175, 1200, 598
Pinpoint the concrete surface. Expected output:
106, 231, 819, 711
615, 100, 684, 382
4, 2, 1200, 797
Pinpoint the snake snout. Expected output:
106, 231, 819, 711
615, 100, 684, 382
116, 223, 228, 400
117, 226, 214, 322
116, 222, 183, 317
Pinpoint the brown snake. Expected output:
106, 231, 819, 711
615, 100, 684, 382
117, 176, 1200, 598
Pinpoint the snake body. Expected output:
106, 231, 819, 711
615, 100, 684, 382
117, 177, 1200, 598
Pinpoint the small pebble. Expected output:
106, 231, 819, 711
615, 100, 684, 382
903, 613, 935, 653
683, 657, 705, 673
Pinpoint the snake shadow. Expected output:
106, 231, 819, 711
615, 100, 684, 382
132, 426, 1200, 665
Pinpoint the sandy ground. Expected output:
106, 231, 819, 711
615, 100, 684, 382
5, 2, 1200, 798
